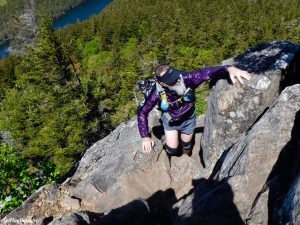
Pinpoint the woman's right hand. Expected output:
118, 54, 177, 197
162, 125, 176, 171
227, 66, 252, 84
142, 137, 154, 153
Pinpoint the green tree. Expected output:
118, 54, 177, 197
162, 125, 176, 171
0, 55, 18, 100
0, 143, 59, 213
0, 16, 88, 174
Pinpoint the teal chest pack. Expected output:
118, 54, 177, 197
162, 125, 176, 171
156, 75, 196, 112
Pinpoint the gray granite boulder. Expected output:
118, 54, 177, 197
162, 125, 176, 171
0, 109, 167, 223
0, 109, 203, 224
201, 40, 300, 175
66, 109, 170, 213
47, 199, 151, 225
175, 84, 300, 225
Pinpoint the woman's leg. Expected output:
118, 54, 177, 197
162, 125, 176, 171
164, 129, 179, 156
180, 132, 194, 156
181, 132, 193, 142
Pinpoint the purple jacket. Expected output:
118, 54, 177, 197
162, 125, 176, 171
137, 65, 230, 138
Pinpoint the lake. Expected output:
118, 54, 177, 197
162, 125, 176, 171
53, 0, 112, 29
0, 0, 113, 59
0, 41, 10, 59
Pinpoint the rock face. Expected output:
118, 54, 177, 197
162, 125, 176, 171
1, 110, 167, 222
175, 84, 300, 225
48, 199, 153, 225
274, 110, 300, 225
219, 84, 300, 224
1, 109, 204, 224
201, 40, 300, 175
1, 41, 300, 225
67, 109, 169, 213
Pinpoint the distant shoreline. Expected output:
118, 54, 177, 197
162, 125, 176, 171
0, 0, 112, 58
0, 0, 88, 45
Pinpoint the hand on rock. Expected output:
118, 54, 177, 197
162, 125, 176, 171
228, 66, 252, 85
142, 137, 154, 153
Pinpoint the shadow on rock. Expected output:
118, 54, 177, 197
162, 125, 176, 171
280, 50, 300, 92
152, 121, 165, 140
266, 110, 300, 225
175, 178, 245, 225
45, 188, 178, 225
231, 41, 299, 74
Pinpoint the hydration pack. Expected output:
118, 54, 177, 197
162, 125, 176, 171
136, 75, 196, 114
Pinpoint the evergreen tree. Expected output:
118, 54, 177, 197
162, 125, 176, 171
0, 16, 88, 174
0, 56, 18, 100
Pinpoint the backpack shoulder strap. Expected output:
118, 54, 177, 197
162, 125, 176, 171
156, 82, 165, 94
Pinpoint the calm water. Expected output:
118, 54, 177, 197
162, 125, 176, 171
0, 41, 10, 59
53, 0, 112, 29
0, 0, 113, 58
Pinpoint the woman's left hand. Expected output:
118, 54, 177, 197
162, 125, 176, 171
228, 66, 252, 84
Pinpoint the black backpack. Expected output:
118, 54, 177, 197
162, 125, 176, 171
136, 77, 157, 114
